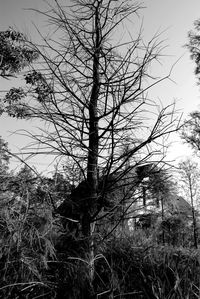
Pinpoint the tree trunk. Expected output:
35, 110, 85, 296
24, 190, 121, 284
190, 190, 198, 248
188, 178, 198, 248
192, 206, 198, 249
81, 2, 101, 292
161, 196, 165, 245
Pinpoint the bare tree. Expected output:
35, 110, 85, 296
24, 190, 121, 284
182, 111, 200, 154
179, 159, 200, 248
1, 0, 180, 291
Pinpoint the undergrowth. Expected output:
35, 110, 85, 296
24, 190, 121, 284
1, 209, 200, 299
94, 237, 200, 298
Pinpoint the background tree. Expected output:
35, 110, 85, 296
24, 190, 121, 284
127, 165, 179, 243
147, 167, 178, 244
178, 159, 200, 248
0, 136, 15, 207
0, 28, 38, 79
0, 136, 10, 178
182, 20, 200, 153
187, 19, 200, 82
182, 111, 200, 153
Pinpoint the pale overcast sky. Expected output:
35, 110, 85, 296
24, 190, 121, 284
1, 0, 200, 172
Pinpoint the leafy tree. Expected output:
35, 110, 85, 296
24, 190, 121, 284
182, 21, 200, 152
140, 165, 178, 210
0, 136, 14, 204
182, 111, 200, 154
187, 19, 200, 82
129, 165, 179, 244
14, 165, 37, 192
36, 170, 73, 208
0, 28, 38, 78
148, 168, 178, 227
0, 136, 10, 176
157, 214, 190, 246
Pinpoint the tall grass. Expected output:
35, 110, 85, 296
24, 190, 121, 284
94, 237, 200, 299
0, 203, 57, 298
1, 202, 200, 299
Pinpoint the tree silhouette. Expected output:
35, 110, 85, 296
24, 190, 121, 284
1, 1, 180, 293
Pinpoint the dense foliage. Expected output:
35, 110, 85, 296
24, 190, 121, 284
0, 28, 38, 78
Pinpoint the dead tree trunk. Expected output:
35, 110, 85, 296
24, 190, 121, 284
81, 1, 101, 287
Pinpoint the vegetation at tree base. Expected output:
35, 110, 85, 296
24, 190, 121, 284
1, 0, 200, 298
